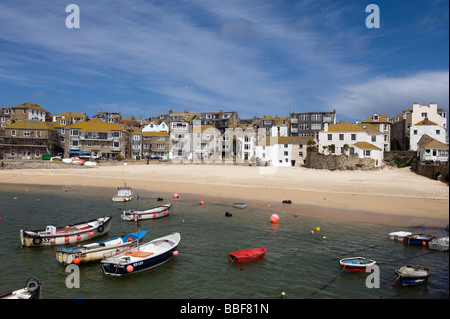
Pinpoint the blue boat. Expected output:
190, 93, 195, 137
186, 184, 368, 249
101, 232, 180, 276
403, 233, 435, 246
56, 231, 147, 264
394, 265, 431, 287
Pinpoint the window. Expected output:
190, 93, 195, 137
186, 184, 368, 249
157, 136, 165, 141
87, 141, 92, 147
299, 152, 303, 156
436, 130, 440, 135
371, 135, 376, 142
421, 112, 427, 118
339, 134, 344, 140
284, 151, 288, 156
299, 144, 303, 149
113, 141, 120, 148
413, 130, 418, 135
71, 140, 79, 146
35, 150, 40, 157
157, 144, 165, 149
284, 144, 288, 148
71, 129, 79, 136
11, 130, 16, 136
364, 150, 371, 156
327, 134, 332, 141
24, 131, 31, 136
351, 134, 356, 141
113, 131, 121, 138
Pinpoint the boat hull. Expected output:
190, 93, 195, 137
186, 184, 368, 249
228, 248, 267, 263
20, 216, 112, 247
101, 232, 180, 276
339, 257, 376, 272
56, 231, 147, 264
403, 234, 435, 246
395, 265, 430, 287
121, 204, 172, 221
233, 203, 246, 209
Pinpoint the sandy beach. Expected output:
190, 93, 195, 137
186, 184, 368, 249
1, 162, 448, 227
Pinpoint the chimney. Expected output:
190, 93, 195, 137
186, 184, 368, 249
324, 122, 329, 132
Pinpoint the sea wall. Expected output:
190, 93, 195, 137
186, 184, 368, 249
411, 159, 449, 183
305, 152, 377, 170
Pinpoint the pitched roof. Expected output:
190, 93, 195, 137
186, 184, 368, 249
414, 118, 438, 126
325, 121, 381, 133
418, 135, 449, 149
11, 102, 45, 111
362, 114, 390, 124
352, 142, 381, 150
6, 119, 53, 130
68, 121, 124, 132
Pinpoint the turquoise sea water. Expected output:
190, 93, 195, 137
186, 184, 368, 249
0, 183, 448, 300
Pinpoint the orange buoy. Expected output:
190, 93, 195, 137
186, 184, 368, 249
270, 214, 279, 223
73, 257, 81, 264
126, 265, 134, 273
200, 201, 204, 205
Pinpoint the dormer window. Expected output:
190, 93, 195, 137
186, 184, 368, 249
373, 114, 379, 121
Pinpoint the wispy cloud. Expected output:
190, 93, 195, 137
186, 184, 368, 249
0, 0, 448, 119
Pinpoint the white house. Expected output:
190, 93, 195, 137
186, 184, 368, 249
142, 120, 169, 133
255, 136, 315, 166
409, 118, 447, 151
417, 134, 449, 162
362, 113, 391, 151
318, 121, 384, 167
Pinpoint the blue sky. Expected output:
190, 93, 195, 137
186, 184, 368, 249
0, 0, 448, 121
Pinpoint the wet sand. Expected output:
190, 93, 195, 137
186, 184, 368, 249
1, 163, 448, 227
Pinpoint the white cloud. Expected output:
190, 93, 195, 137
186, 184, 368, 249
324, 70, 449, 120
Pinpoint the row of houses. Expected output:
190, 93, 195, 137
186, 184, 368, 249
0, 102, 448, 167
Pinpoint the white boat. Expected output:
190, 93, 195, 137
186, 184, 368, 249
112, 187, 134, 202
101, 232, 180, 276
20, 216, 112, 247
389, 231, 412, 241
56, 231, 147, 264
121, 203, 172, 221
339, 257, 376, 272
233, 202, 246, 209
0, 278, 42, 299
428, 236, 449, 251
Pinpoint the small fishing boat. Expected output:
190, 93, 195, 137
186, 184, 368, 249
228, 248, 267, 263
389, 231, 412, 241
428, 236, 449, 252
101, 232, 181, 276
339, 257, 376, 272
233, 202, 246, 209
56, 231, 147, 264
403, 233, 435, 246
121, 203, 172, 221
0, 278, 42, 299
112, 187, 134, 202
20, 216, 112, 247
394, 265, 431, 287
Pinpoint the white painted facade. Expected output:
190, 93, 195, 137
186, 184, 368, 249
411, 103, 447, 129
318, 122, 384, 167
410, 123, 447, 151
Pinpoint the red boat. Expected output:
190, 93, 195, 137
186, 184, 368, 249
228, 248, 267, 263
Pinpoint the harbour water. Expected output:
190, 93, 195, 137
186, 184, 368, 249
0, 183, 448, 300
